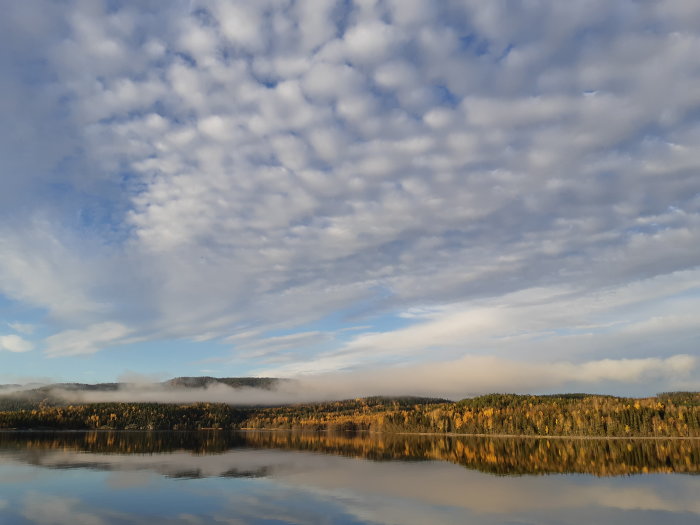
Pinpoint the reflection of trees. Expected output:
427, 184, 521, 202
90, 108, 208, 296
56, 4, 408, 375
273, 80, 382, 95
0, 430, 244, 454
1, 430, 697, 476
242, 431, 700, 476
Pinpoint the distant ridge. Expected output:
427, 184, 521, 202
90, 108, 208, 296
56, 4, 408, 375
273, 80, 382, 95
0, 377, 282, 393
163, 376, 281, 390
35, 383, 122, 392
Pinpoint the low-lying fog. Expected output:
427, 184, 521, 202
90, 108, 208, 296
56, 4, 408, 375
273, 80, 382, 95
4, 354, 695, 404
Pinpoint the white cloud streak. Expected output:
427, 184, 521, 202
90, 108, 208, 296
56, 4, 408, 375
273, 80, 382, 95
44, 323, 133, 357
7, 322, 34, 335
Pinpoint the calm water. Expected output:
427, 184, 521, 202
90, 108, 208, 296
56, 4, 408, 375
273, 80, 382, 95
0, 431, 697, 524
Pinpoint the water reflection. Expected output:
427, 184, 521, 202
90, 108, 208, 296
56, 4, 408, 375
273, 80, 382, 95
0, 431, 698, 525
0, 430, 697, 476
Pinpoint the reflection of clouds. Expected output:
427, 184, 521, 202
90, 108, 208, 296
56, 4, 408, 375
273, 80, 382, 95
173, 515, 207, 525
0, 498, 7, 509
105, 470, 154, 490
5, 448, 700, 521
212, 488, 365, 525
20, 493, 259, 525
0, 461, 39, 484
9, 449, 302, 479
276, 459, 700, 517
19, 493, 239, 525
22, 493, 108, 525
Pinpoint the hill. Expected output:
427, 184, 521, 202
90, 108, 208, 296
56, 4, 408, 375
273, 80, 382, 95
0, 376, 281, 396
0, 376, 284, 411
163, 376, 281, 390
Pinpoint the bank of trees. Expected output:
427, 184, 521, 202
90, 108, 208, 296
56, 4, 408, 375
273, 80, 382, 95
0, 392, 698, 438
0, 402, 247, 430
239, 393, 700, 437
380, 393, 700, 437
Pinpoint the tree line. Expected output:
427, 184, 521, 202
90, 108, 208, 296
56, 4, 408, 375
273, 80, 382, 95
0, 392, 698, 438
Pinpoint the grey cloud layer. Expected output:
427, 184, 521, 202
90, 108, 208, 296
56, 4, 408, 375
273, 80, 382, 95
0, 1, 699, 376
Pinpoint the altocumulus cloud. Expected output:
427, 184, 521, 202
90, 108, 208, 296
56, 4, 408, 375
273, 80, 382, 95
0, 1, 699, 393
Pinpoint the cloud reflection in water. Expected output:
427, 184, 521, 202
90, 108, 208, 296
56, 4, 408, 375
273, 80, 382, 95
0, 431, 697, 525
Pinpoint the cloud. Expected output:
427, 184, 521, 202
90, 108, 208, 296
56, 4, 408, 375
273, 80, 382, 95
7, 322, 34, 335
0, 334, 33, 353
44, 323, 133, 357
0, 221, 108, 321
286, 354, 699, 400
0, 1, 697, 377
255, 272, 700, 376
233, 331, 332, 359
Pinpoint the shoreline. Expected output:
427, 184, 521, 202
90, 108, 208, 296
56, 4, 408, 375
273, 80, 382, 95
1, 427, 698, 440
238, 428, 700, 440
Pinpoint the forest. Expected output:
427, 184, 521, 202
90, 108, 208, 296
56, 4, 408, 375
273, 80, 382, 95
0, 392, 698, 437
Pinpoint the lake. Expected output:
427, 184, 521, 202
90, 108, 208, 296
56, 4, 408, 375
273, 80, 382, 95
0, 430, 698, 524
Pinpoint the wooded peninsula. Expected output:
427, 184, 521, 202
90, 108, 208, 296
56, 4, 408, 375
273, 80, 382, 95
1, 391, 698, 438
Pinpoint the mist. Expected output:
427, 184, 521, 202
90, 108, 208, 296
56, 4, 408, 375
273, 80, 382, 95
39, 353, 698, 405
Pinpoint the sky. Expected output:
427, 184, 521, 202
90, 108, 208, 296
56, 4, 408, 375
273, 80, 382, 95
0, 0, 699, 397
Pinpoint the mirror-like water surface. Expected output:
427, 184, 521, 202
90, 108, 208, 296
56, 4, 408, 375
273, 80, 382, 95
1, 431, 698, 524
